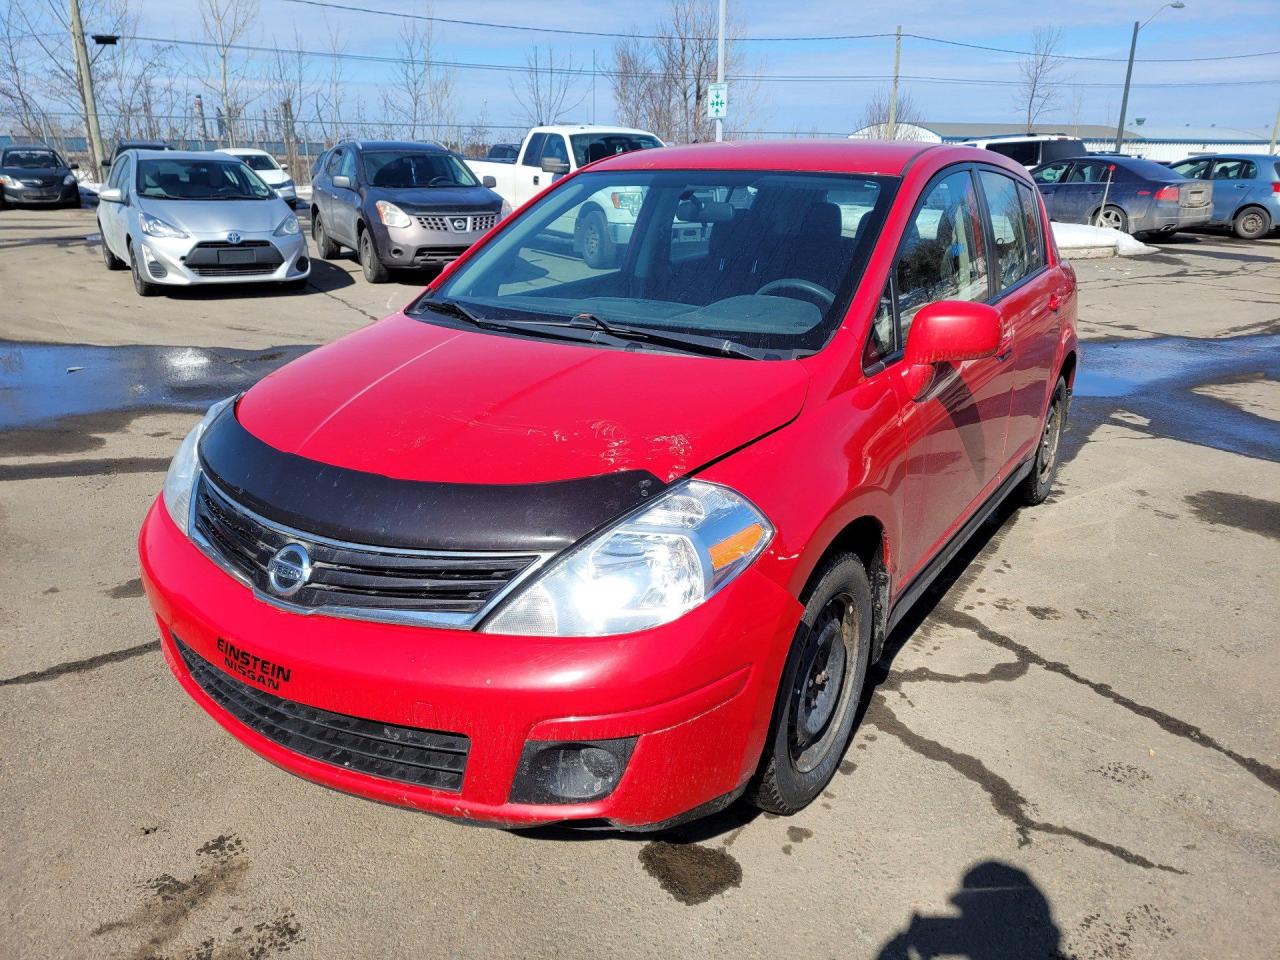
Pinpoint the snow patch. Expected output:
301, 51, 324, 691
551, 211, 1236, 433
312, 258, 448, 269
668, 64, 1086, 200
1051, 221, 1157, 259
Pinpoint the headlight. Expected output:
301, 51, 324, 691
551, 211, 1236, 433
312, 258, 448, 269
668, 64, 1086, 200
162, 396, 235, 535
482, 480, 773, 637
140, 213, 188, 238
0, 174, 18, 187
499, 200, 513, 219
64, 173, 77, 186
273, 213, 300, 236
375, 200, 412, 228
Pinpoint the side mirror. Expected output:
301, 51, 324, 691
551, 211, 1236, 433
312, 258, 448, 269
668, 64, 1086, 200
540, 158, 570, 175
280, 163, 289, 171
332, 174, 351, 189
902, 301, 1002, 399
99, 187, 123, 204
481, 175, 497, 188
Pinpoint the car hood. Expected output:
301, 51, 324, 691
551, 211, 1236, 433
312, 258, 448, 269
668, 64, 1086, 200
137, 197, 290, 235
367, 184, 502, 212
235, 312, 809, 485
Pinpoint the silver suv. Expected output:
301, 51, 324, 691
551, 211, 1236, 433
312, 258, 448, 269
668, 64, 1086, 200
309, 140, 508, 283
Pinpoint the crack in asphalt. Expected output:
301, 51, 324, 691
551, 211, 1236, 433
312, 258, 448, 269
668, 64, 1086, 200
0, 640, 159, 687
868, 695, 1186, 874
305, 278, 381, 322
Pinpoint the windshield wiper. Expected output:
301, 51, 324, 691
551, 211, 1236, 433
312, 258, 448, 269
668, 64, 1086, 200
415, 298, 598, 345
564, 313, 769, 360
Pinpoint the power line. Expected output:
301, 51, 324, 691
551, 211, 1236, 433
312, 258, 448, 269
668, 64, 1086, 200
279, 0, 1280, 63
111, 34, 1280, 89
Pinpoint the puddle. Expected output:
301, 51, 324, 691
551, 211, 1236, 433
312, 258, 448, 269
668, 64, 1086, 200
0, 340, 312, 430
1072, 333, 1280, 462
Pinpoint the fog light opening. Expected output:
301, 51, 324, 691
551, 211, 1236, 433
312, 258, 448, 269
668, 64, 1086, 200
295, 256, 309, 272
390, 246, 404, 258
510, 738, 637, 805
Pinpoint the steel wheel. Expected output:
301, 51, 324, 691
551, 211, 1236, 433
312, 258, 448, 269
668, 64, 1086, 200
788, 592, 857, 774
1037, 398, 1063, 485
1235, 208, 1269, 240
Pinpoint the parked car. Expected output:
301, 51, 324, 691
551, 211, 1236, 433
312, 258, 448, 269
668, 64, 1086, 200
959, 134, 1088, 169
1167, 153, 1279, 239
0, 145, 80, 207
485, 143, 520, 162
309, 140, 505, 283
1031, 154, 1213, 237
139, 141, 1078, 829
106, 138, 173, 168
97, 149, 309, 296
467, 125, 666, 267
218, 147, 298, 208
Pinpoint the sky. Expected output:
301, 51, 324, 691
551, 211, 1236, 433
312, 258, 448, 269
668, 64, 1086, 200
124, 0, 1280, 137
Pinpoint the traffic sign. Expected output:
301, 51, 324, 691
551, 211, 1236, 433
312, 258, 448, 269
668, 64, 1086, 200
707, 82, 728, 121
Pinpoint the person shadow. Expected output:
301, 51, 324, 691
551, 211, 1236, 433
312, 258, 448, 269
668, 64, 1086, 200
875, 861, 1064, 960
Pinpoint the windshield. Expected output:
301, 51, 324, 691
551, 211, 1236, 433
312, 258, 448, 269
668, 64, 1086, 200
422, 169, 896, 357
233, 153, 280, 172
136, 158, 274, 200
3, 149, 62, 169
362, 151, 478, 188
570, 133, 662, 167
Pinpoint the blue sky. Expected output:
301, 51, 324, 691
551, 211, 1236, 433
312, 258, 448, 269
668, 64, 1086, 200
131, 0, 1280, 136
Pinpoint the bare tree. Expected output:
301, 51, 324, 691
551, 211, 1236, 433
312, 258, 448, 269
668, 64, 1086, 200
199, 0, 258, 145
856, 85, 926, 140
0, 5, 49, 139
269, 30, 312, 174
1015, 27, 1064, 132
312, 19, 347, 145
381, 10, 455, 143
511, 46, 585, 127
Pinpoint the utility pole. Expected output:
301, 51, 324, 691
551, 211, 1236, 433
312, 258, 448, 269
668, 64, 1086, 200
714, 0, 726, 142
887, 25, 901, 140
1114, 21, 1139, 153
1269, 103, 1280, 154
68, 0, 106, 179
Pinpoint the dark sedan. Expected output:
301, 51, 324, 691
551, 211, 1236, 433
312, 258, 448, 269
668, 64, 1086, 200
1031, 155, 1213, 237
0, 146, 80, 208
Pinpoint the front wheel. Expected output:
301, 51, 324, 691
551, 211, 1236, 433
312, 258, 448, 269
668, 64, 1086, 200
579, 211, 617, 269
747, 553, 872, 815
358, 229, 390, 284
1094, 205, 1128, 233
130, 245, 158, 297
1233, 207, 1270, 240
1018, 377, 1068, 506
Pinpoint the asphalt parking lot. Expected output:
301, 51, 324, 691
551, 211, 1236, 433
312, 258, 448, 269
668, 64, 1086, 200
2, 204, 1277, 959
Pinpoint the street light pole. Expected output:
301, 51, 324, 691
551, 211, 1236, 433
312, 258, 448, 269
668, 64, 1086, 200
714, 0, 726, 142
1114, 2, 1185, 153
68, 0, 106, 180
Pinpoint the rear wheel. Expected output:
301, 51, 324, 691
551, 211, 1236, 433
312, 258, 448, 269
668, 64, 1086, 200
748, 553, 872, 815
358, 228, 390, 284
129, 243, 158, 297
1233, 206, 1270, 240
100, 226, 125, 270
1018, 377, 1068, 506
312, 212, 340, 259
1094, 205, 1128, 233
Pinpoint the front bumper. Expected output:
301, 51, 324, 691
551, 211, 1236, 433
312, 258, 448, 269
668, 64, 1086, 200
372, 212, 499, 268
139, 498, 800, 828
134, 229, 309, 286
2, 181, 79, 204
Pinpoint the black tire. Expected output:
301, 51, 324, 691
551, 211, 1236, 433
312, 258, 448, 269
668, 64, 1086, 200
579, 210, 617, 269
312, 212, 340, 259
358, 228, 390, 284
1018, 376, 1068, 506
747, 553, 872, 815
1233, 206, 1270, 241
1093, 204, 1128, 233
100, 225, 125, 270
129, 243, 158, 297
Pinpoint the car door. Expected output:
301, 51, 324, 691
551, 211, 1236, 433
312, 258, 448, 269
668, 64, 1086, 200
331, 148, 361, 245
1031, 161, 1071, 221
977, 169, 1063, 464
518, 132, 547, 206
889, 167, 1015, 580
101, 154, 132, 257
1059, 160, 1109, 224
1210, 158, 1258, 224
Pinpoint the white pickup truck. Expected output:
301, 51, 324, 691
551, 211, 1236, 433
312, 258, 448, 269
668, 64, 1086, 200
467, 125, 665, 267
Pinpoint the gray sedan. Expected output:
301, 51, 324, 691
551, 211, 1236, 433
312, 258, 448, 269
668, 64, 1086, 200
1031, 155, 1213, 238
97, 150, 310, 297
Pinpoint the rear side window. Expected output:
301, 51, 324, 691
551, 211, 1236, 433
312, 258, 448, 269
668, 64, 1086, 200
1065, 162, 1110, 184
1211, 159, 1258, 181
979, 171, 1035, 292
1171, 158, 1211, 179
522, 133, 547, 167
894, 169, 989, 342
985, 141, 1039, 166
1038, 140, 1087, 164
1017, 183, 1045, 270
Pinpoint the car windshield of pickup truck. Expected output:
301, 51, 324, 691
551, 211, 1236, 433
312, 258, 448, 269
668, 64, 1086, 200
421, 170, 895, 356
362, 150, 479, 188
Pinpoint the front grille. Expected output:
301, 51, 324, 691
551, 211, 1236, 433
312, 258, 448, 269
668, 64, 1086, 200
412, 246, 470, 265
191, 475, 543, 626
175, 635, 469, 791
414, 213, 498, 233
185, 240, 284, 278
192, 240, 274, 250
190, 263, 278, 277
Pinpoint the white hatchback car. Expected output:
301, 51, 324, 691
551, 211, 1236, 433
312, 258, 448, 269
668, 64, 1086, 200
218, 147, 298, 207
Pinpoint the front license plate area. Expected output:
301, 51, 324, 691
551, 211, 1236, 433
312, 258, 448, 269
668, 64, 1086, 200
219, 249, 255, 265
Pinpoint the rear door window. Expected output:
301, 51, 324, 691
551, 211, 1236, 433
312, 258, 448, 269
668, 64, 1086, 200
979, 170, 1035, 292
894, 169, 990, 342
1211, 159, 1258, 181
1065, 161, 1109, 184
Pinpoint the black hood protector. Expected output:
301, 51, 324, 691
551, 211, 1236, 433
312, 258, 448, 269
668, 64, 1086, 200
197, 406, 665, 553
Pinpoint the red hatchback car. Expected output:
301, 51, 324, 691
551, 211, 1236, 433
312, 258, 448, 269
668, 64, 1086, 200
139, 141, 1077, 829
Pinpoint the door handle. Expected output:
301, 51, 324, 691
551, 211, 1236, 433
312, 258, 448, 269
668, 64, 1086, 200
995, 324, 1014, 361
533, 175, 540, 186
1047, 293, 1063, 312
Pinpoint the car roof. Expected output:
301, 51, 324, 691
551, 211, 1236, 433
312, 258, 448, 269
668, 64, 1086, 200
217, 147, 270, 155
1177, 152, 1277, 162
597, 140, 959, 177
339, 140, 448, 152
125, 149, 250, 161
